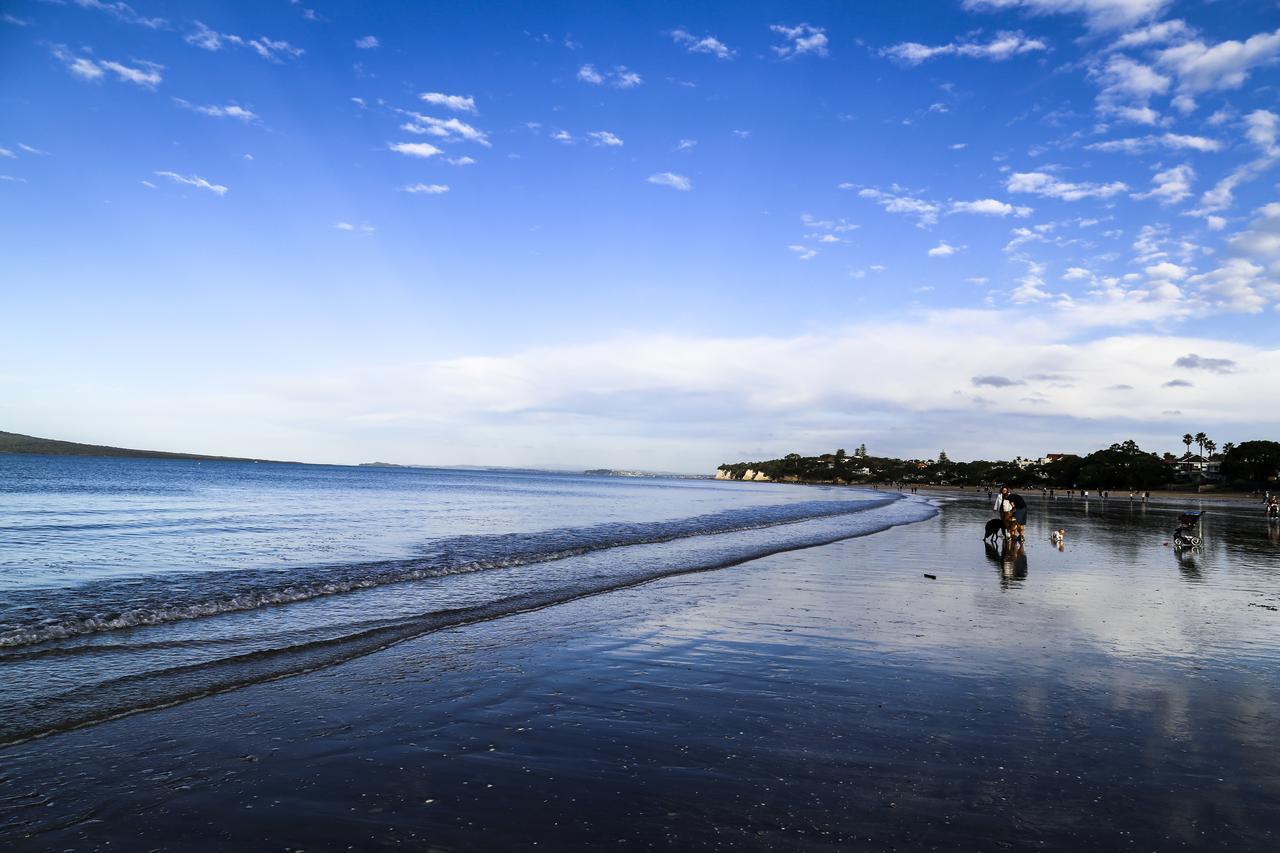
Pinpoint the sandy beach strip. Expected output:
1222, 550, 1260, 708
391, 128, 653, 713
2, 494, 1279, 851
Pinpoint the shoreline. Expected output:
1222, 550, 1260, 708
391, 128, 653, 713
3, 493, 1279, 849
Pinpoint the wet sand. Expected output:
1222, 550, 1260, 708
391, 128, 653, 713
3, 494, 1280, 850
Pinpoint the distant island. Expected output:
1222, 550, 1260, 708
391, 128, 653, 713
0, 430, 286, 464
584, 469, 713, 480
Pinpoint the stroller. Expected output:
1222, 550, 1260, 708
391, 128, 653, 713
1173, 511, 1203, 549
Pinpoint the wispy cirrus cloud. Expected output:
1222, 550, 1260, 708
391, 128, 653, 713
185, 22, 304, 62
52, 46, 163, 87
154, 171, 227, 196
647, 172, 691, 191
881, 31, 1047, 65
1006, 171, 1128, 201
849, 185, 940, 227
173, 98, 257, 121
420, 92, 477, 114
354, 35, 379, 49
1086, 133, 1222, 153
669, 28, 735, 59
399, 113, 490, 147
961, 0, 1169, 32
68, 0, 167, 29
576, 64, 642, 88
400, 183, 449, 195
587, 130, 623, 147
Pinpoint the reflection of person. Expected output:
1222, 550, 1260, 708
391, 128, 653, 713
988, 538, 1028, 588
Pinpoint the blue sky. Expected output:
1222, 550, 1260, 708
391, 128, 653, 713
2, 0, 1279, 470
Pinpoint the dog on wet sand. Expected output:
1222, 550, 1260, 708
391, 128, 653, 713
983, 518, 1006, 542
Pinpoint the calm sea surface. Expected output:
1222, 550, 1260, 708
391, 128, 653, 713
0, 454, 933, 744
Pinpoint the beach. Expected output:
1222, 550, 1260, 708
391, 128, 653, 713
4, 487, 1280, 851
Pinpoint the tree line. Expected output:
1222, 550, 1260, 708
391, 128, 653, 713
718, 438, 1280, 491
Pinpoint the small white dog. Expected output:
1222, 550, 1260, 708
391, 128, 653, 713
1050, 529, 1065, 544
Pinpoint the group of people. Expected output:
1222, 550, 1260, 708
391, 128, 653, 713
995, 486, 1028, 541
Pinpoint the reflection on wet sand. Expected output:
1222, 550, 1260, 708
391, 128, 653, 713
985, 539, 1029, 588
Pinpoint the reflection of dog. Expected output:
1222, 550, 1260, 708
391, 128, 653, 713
984, 518, 1006, 542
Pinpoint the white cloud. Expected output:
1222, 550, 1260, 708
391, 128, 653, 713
647, 172, 692, 191
174, 99, 257, 121
447, 156, 476, 166
1157, 27, 1280, 93
1110, 18, 1195, 50
400, 183, 450, 194
68, 0, 166, 29
551, 130, 574, 143
770, 23, 828, 59
154, 171, 227, 196
950, 198, 1033, 217
419, 92, 477, 114
1227, 203, 1280, 264
881, 31, 1047, 65
52, 46, 162, 87
1091, 54, 1169, 124
0, 147, 13, 159
576, 64, 605, 84
1006, 171, 1128, 201
1085, 133, 1222, 153
1063, 267, 1093, 280
388, 142, 443, 158
576, 64, 640, 88
1190, 110, 1279, 214
1185, 258, 1277, 313
1132, 164, 1194, 205
928, 241, 959, 257
669, 29, 735, 60
185, 22, 304, 62
355, 35, 379, 49
1145, 261, 1188, 280
962, 0, 1170, 31
400, 114, 490, 147
855, 186, 940, 226
801, 213, 859, 233
675, 139, 697, 151
334, 222, 375, 233
613, 66, 642, 88
588, 130, 623, 147
788, 244, 818, 260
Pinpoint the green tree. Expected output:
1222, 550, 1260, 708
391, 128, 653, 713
1183, 433, 1193, 455
1220, 441, 1280, 486
835, 448, 846, 461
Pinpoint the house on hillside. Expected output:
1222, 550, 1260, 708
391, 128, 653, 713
1172, 452, 1224, 482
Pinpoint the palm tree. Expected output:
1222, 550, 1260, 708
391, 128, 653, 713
1223, 441, 1236, 456
1182, 433, 1193, 456
1205, 439, 1217, 457
1194, 432, 1207, 457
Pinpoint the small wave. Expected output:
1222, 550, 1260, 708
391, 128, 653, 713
0, 496, 898, 649
0, 497, 937, 745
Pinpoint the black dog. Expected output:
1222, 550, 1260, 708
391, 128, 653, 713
983, 518, 1006, 542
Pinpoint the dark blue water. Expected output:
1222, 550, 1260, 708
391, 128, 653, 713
0, 455, 934, 744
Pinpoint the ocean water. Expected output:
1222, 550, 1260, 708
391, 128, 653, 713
0, 454, 935, 744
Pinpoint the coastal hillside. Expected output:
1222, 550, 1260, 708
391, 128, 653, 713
0, 430, 276, 463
